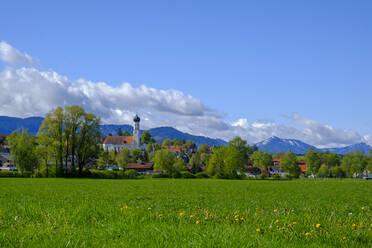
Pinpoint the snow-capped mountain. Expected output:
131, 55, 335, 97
256, 136, 317, 154
255, 136, 371, 155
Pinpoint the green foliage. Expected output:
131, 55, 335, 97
280, 151, 301, 178
116, 148, 132, 168
330, 166, 346, 178
207, 147, 226, 176
97, 150, 115, 167
174, 158, 187, 172
153, 149, 177, 176
122, 130, 131, 136
141, 131, 155, 145
180, 171, 195, 178
124, 169, 140, 179
341, 151, 367, 177
0, 171, 23, 177
317, 165, 329, 178
6, 129, 38, 174
194, 171, 210, 178
250, 150, 272, 171
305, 149, 322, 174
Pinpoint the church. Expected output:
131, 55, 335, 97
102, 115, 141, 152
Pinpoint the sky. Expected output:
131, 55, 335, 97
0, 0, 371, 147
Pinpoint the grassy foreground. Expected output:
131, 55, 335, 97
0, 179, 371, 247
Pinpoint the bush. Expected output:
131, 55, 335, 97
0, 171, 23, 177
152, 173, 169, 178
195, 171, 210, 179
257, 173, 268, 180
272, 174, 281, 180
180, 171, 195, 178
124, 169, 140, 179
213, 173, 226, 179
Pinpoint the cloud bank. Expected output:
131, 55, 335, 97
0, 41, 370, 147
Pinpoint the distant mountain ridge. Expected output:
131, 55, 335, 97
0, 116, 370, 153
0, 116, 227, 147
256, 136, 371, 155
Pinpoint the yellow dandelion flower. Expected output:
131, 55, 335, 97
316, 224, 321, 228
292, 222, 297, 225
343, 236, 346, 240
361, 207, 365, 211
275, 219, 280, 223
256, 228, 261, 232
158, 213, 163, 217
179, 212, 184, 216
209, 213, 213, 217
273, 209, 278, 213
240, 217, 244, 221
352, 223, 356, 228
305, 232, 311, 236
190, 215, 194, 218
196, 220, 200, 224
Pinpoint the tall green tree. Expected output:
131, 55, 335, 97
153, 149, 177, 176
280, 151, 300, 178
341, 151, 367, 178
305, 149, 322, 175
7, 129, 37, 174
207, 147, 226, 176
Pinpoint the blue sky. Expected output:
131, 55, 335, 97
0, 0, 371, 147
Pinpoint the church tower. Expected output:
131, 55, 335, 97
133, 115, 140, 148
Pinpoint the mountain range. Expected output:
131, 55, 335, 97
0, 116, 370, 154
256, 136, 371, 155
0, 116, 227, 147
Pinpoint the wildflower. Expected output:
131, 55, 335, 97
273, 209, 278, 213
305, 232, 311, 236
179, 212, 184, 216
343, 236, 347, 240
256, 228, 261, 232
240, 217, 244, 221
275, 219, 280, 223
158, 213, 163, 217
209, 213, 213, 217
196, 220, 200, 224
292, 222, 297, 225
316, 224, 322, 228
361, 207, 365, 211
352, 223, 356, 228
190, 215, 194, 218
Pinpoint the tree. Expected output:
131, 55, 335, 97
251, 150, 272, 172
174, 158, 187, 172
341, 151, 367, 178
35, 132, 53, 177
118, 128, 123, 136
131, 148, 142, 162
153, 149, 177, 176
228, 137, 248, 156
322, 152, 340, 168
141, 131, 155, 145
280, 151, 300, 178
38, 105, 101, 176
122, 130, 130, 136
7, 129, 37, 174
224, 146, 245, 178
207, 147, 226, 176
97, 150, 115, 168
305, 149, 322, 175
198, 144, 210, 154
38, 107, 65, 176
116, 148, 131, 168
317, 165, 329, 178
367, 150, 372, 176
162, 139, 172, 147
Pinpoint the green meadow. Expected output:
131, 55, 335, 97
0, 178, 371, 247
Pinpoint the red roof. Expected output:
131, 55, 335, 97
272, 158, 282, 162
125, 163, 153, 169
163, 145, 182, 152
299, 164, 307, 172
103, 136, 133, 145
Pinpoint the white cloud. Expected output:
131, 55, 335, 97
0, 41, 370, 148
0, 41, 34, 65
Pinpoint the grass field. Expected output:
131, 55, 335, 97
0, 178, 371, 247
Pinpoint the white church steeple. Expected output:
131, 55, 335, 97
133, 115, 140, 148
